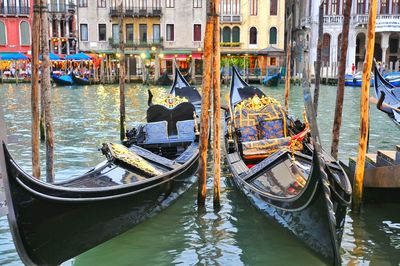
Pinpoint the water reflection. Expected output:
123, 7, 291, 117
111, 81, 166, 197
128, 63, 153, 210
1, 83, 400, 265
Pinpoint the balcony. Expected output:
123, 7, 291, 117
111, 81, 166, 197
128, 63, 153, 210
109, 38, 163, 48
300, 16, 311, 28
49, 3, 76, 13
220, 42, 241, 47
220, 14, 242, 23
0, 6, 30, 16
109, 7, 162, 17
323, 15, 344, 24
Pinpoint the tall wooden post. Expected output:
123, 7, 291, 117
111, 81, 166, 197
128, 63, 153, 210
118, 3, 126, 140
198, 3, 214, 207
353, 0, 378, 212
284, 14, 292, 111
31, 0, 41, 178
330, 0, 353, 159
212, 0, 221, 208
41, 0, 54, 182
313, 2, 324, 114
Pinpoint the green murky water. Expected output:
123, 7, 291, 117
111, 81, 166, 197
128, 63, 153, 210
0, 83, 399, 265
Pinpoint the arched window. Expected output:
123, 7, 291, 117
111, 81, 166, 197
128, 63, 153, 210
269, 27, 277, 45
270, 0, 277, 15
20, 21, 30, 46
0, 21, 6, 45
322, 33, 331, 65
232, 26, 240, 42
249, 27, 257, 44
222, 27, 231, 43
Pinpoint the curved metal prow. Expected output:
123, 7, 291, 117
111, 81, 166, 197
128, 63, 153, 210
170, 67, 190, 95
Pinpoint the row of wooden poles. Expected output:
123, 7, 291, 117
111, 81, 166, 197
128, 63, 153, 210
29, 0, 377, 211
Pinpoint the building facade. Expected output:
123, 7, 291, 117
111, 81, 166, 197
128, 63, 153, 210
292, 0, 400, 76
77, 0, 111, 53
48, 0, 78, 55
0, 0, 32, 53
220, 0, 285, 75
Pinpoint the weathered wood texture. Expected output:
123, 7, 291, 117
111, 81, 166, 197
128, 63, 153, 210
353, 0, 378, 212
197, 12, 214, 207
313, 3, 324, 114
331, 0, 353, 159
212, 0, 221, 208
284, 44, 291, 111
41, 0, 54, 182
31, 0, 41, 178
118, 3, 126, 140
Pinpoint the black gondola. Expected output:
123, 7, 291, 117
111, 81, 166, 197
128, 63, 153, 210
51, 73, 74, 86
1, 69, 201, 265
373, 61, 400, 126
224, 67, 352, 265
72, 73, 91, 85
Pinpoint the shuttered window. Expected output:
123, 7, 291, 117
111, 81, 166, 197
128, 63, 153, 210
0, 22, 6, 45
20, 21, 30, 46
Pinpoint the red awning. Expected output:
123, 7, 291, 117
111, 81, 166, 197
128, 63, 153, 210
192, 53, 202, 59
163, 54, 188, 60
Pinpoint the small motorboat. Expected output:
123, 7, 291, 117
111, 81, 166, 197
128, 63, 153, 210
72, 73, 91, 85
383, 72, 400, 87
345, 72, 374, 87
51, 73, 74, 86
262, 68, 281, 86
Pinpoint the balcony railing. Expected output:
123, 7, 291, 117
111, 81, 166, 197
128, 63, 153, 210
109, 7, 162, 17
220, 14, 242, 23
220, 42, 241, 47
0, 6, 30, 16
49, 3, 76, 13
109, 38, 163, 48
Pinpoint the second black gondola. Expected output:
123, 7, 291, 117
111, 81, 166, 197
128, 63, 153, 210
224, 67, 352, 265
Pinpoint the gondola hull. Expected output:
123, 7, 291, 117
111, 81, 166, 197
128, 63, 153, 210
52, 74, 74, 86
227, 152, 345, 265
72, 74, 91, 85
3, 143, 199, 265
262, 73, 280, 86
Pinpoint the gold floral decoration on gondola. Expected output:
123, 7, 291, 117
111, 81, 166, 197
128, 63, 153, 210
153, 94, 189, 109
235, 95, 281, 112
105, 143, 163, 177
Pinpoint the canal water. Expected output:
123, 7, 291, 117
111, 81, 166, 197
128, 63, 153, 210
0, 83, 399, 265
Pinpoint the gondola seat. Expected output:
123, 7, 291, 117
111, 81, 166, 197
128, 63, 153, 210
242, 137, 291, 159
144, 119, 195, 145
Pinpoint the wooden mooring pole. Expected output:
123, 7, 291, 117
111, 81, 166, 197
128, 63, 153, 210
197, 4, 214, 207
41, 0, 54, 182
353, 0, 378, 212
31, 0, 41, 178
284, 14, 292, 111
118, 3, 126, 141
313, 2, 324, 115
212, 0, 221, 208
330, 0, 353, 159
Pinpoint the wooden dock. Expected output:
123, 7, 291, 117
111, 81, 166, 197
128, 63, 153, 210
348, 145, 400, 202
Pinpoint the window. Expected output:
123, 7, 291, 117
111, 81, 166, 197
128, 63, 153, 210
126, 24, 133, 42
0, 22, 6, 45
166, 24, 174, 41
249, 27, 257, 45
323, 0, 329, 15
222, 27, 231, 42
139, 24, 147, 43
380, 0, 389, 14
112, 24, 119, 43
19, 0, 29, 14
250, 0, 258, 15
269, 27, 277, 45
322, 33, 331, 65
97, 0, 106, 7
270, 0, 277, 15
153, 0, 161, 9
98, 24, 106, 41
20, 21, 30, 45
166, 0, 174, 8
357, 0, 365, 14
153, 24, 160, 42
194, 24, 201, 41
393, 0, 400, 14
7, 0, 16, 14
79, 0, 87, 7
232, 26, 240, 42
331, 0, 339, 15
193, 0, 201, 8
80, 24, 88, 41
139, 0, 147, 9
